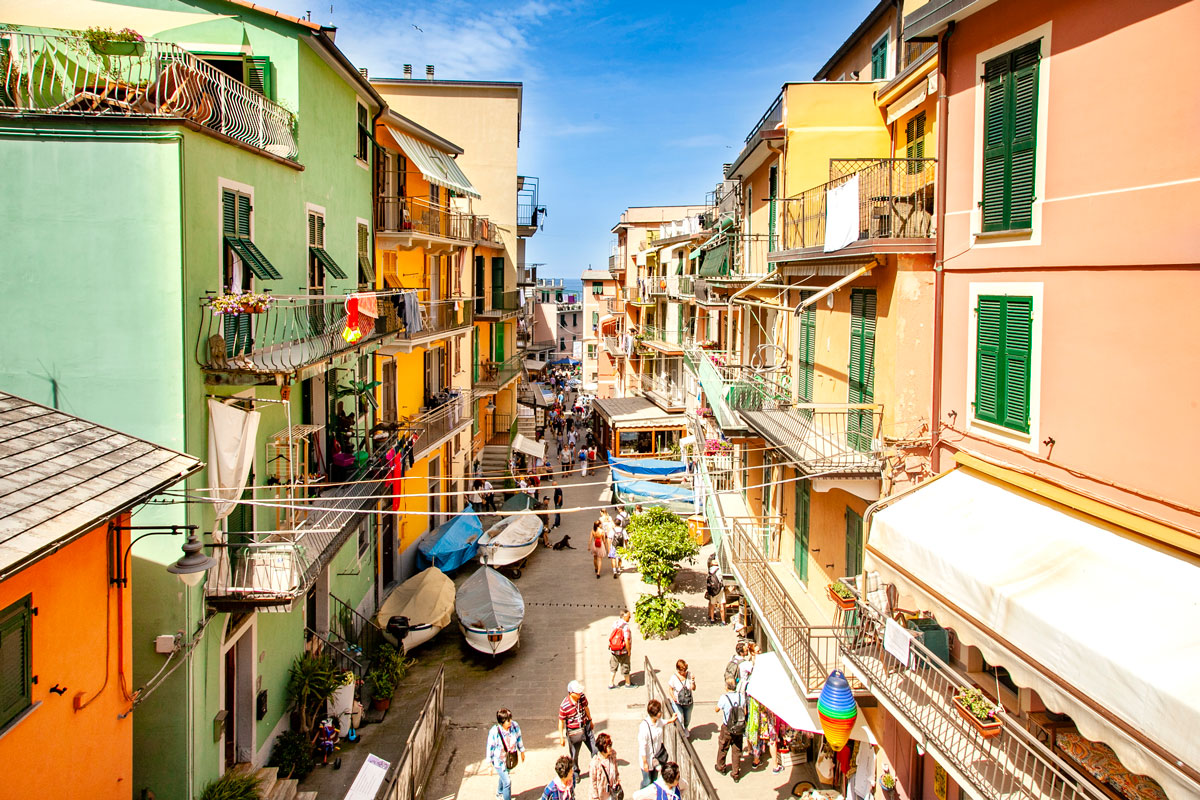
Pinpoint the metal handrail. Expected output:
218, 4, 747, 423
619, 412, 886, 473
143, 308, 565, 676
644, 656, 721, 800
376, 195, 473, 240
0, 31, 297, 159
376, 665, 446, 800
329, 593, 387, 667
305, 626, 366, 676
477, 355, 523, 388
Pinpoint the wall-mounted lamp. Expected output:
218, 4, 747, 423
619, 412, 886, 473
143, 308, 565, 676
110, 525, 217, 588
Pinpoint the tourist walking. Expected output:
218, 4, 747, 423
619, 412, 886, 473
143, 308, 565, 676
557, 680, 596, 787
706, 555, 725, 623
610, 510, 627, 575
608, 610, 632, 689
667, 659, 696, 737
541, 756, 576, 800
553, 480, 564, 529
588, 732, 622, 800
636, 700, 677, 789
487, 708, 526, 800
483, 478, 497, 512
598, 510, 620, 577
469, 480, 485, 510
579, 446, 589, 477
714, 676, 746, 782
631, 762, 687, 800
589, 521, 609, 579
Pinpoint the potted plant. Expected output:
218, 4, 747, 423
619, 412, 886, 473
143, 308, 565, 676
621, 507, 699, 639
285, 653, 336, 736
329, 671, 356, 735
209, 292, 273, 316
268, 730, 316, 781
952, 686, 1003, 738
199, 770, 260, 800
366, 643, 412, 712
82, 26, 145, 56
879, 768, 898, 800
828, 580, 857, 611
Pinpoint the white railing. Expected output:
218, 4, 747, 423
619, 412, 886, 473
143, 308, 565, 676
0, 31, 297, 159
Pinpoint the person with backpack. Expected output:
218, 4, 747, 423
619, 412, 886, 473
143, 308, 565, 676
630, 761, 687, 800
723, 642, 747, 690
487, 707, 526, 800
667, 659, 696, 738
608, 609, 633, 689
541, 755, 575, 800
636, 700, 678, 789
557, 681, 596, 788
705, 557, 725, 623
589, 520, 610, 579
579, 446, 589, 477
714, 675, 746, 781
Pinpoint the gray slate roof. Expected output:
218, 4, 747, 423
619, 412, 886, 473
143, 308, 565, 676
0, 392, 202, 578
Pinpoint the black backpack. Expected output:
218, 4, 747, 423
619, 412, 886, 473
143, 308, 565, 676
705, 570, 722, 598
724, 693, 746, 735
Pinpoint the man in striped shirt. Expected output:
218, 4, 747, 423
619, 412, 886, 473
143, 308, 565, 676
557, 680, 596, 786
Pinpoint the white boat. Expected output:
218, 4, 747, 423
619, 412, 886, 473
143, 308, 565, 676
456, 567, 525, 656
477, 514, 543, 575
373, 567, 456, 652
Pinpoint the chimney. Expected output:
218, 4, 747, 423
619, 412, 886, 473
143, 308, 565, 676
358, 67, 368, 79
426, 64, 435, 79
403, 64, 412, 78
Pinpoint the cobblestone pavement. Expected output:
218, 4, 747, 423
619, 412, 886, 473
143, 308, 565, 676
310, 455, 820, 799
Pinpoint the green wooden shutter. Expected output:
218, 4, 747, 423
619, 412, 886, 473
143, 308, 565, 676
222, 190, 238, 235
0, 596, 32, 728
798, 291, 815, 404
871, 38, 887, 79
845, 509, 863, 578
793, 479, 809, 581
768, 165, 778, 251
905, 112, 926, 173
235, 194, 251, 238
981, 57, 1010, 231
974, 296, 1003, 424
494, 323, 505, 363
848, 289, 876, 451
473, 327, 480, 383
243, 55, 273, 100
1008, 44, 1041, 230
491, 257, 505, 303
982, 42, 1040, 231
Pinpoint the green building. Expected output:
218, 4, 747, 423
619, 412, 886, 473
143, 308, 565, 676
0, 3, 398, 796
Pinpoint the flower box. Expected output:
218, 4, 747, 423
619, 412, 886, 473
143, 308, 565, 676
827, 584, 857, 610
952, 694, 1003, 739
91, 40, 146, 56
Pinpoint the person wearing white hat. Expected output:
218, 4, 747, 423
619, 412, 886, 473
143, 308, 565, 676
558, 680, 596, 786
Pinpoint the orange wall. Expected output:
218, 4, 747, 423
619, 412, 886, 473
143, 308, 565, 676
0, 519, 132, 799
823, 13, 896, 81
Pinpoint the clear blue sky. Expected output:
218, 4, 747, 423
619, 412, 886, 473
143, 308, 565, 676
273, 0, 879, 279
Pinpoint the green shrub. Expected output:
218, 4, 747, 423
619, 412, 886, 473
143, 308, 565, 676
367, 643, 414, 701
268, 729, 316, 781
634, 594, 683, 639
286, 652, 337, 735
622, 508, 697, 639
199, 772, 260, 800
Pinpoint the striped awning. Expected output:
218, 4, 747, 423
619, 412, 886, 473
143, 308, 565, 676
384, 125, 480, 199
698, 242, 730, 277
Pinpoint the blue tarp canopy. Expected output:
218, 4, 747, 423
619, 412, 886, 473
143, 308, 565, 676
608, 454, 688, 477
613, 475, 695, 512
548, 358, 580, 366
417, 506, 483, 572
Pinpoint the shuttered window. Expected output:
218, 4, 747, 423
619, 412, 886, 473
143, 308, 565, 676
797, 291, 816, 404
0, 595, 33, 730
357, 103, 370, 161
243, 55, 273, 100
905, 111, 926, 174
982, 41, 1041, 232
221, 189, 281, 280
974, 295, 1033, 432
767, 165, 778, 251
870, 36, 888, 80
793, 480, 809, 582
307, 212, 347, 281
845, 509, 864, 578
847, 289, 876, 451
357, 223, 374, 285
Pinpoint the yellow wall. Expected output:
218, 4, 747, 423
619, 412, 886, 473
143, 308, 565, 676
782, 82, 891, 195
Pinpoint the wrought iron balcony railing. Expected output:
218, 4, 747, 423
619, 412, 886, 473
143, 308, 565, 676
406, 393, 470, 460
0, 31, 297, 159
376, 196, 473, 241
473, 215, 503, 246
779, 158, 936, 252
477, 354, 523, 390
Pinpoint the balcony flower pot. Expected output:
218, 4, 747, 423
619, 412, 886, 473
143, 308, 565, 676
828, 582, 857, 610
952, 688, 1003, 739
91, 40, 145, 56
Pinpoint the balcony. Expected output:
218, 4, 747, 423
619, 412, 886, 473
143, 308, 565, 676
835, 590, 1111, 800
406, 393, 470, 461
376, 196, 473, 249
736, 396, 885, 478
205, 435, 398, 611
476, 289, 522, 320
0, 31, 298, 160
198, 292, 412, 380
640, 325, 684, 354
689, 349, 751, 432
476, 354, 523, 393
517, 262, 537, 286
558, 302, 582, 313
472, 215, 504, 247
774, 158, 936, 260
517, 175, 544, 237
674, 275, 694, 298
639, 369, 686, 412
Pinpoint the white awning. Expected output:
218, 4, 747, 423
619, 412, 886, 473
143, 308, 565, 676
383, 125, 481, 199
511, 434, 545, 460
745, 652, 874, 743
867, 468, 1199, 799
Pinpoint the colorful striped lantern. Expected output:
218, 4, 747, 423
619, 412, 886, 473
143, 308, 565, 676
817, 669, 858, 751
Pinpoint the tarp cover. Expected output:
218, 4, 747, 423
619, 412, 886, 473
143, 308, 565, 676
613, 475, 695, 513
608, 455, 687, 477
548, 358, 580, 366
480, 514, 543, 548
456, 567, 525, 632
746, 653, 874, 742
868, 468, 1200, 798
502, 493, 533, 512
416, 507, 483, 572
374, 567, 455, 631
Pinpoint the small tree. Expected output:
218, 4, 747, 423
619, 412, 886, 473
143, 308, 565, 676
621, 507, 698, 637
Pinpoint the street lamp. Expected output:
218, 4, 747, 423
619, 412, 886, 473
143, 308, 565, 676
111, 525, 217, 587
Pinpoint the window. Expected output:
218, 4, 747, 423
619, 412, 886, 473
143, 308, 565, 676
356, 102, 370, 162
587, 344, 597, 359
307, 211, 348, 288
974, 295, 1032, 432
592, 311, 599, 329
198, 55, 273, 100
845, 508, 864, 577
222, 189, 280, 285
646, 230, 660, 244
981, 41, 1041, 232
559, 338, 565, 352
357, 517, 373, 559
793, 480, 809, 581
0, 594, 33, 730
905, 111, 926, 173
847, 289, 876, 451
592, 282, 604, 295
870, 35, 888, 80
357, 222, 374, 286
767, 165, 778, 251
797, 291, 815, 403
556, 291, 563, 302
572, 313, 578, 328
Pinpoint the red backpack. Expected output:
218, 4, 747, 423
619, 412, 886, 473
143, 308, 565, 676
608, 625, 627, 653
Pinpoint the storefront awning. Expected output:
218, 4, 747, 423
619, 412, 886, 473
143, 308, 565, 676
592, 397, 686, 430
512, 434, 545, 460
383, 124, 481, 199
867, 467, 1200, 798
746, 653, 874, 742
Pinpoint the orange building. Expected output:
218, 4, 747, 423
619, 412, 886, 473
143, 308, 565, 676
0, 392, 200, 799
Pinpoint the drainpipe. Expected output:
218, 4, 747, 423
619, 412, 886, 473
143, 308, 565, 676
930, 22, 954, 474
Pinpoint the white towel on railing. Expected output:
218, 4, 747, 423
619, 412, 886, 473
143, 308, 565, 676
824, 174, 860, 252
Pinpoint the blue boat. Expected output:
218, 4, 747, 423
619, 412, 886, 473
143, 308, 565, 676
416, 507, 484, 572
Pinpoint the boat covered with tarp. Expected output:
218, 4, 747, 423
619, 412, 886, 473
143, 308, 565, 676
613, 474, 695, 514
456, 566, 525, 655
373, 567, 455, 651
501, 491, 534, 512
416, 506, 483, 572
608, 454, 688, 478
478, 514, 543, 573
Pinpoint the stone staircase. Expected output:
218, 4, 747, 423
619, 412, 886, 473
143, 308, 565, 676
480, 443, 509, 477
516, 414, 536, 439
231, 763, 316, 800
